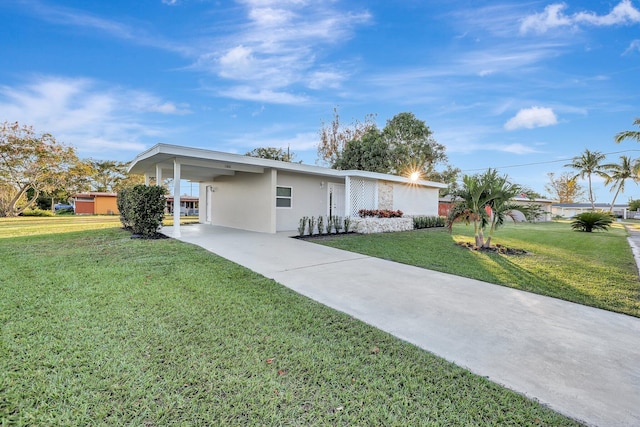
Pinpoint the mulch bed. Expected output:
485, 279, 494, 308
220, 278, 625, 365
456, 241, 529, 255
292, 232, 359, 241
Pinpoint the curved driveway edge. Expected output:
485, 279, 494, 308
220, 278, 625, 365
163, 224, 640, 427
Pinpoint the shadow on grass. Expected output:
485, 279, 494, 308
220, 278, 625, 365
317, 226, 640, 317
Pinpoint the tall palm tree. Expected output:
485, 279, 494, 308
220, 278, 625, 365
615, 118, 640, 143
565, 149, 607, 210
601, 155, 640, 211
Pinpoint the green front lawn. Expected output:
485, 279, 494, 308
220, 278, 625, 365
318, 221, 640, 317
0, 219, 579, 425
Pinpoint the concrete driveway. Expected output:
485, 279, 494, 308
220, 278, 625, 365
162, 224, 640, 427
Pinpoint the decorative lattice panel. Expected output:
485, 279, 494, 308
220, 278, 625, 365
349, 178, 377, 216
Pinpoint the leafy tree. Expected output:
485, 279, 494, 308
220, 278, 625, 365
615, 118, 640, 143
447, 169, 526, 248
629, 199, 640, 211
601, 155, 640, 212
571, 211, 613, 232
246, 147, 297, 162
0, 121, 78, 216
545, 172, 585, 203
333, 127, 389, 173
116, 171, 146, 192
381, 112, 447, 176
317, 107, 377, 166
331, 112, 449, 181
430, 165, 461, 197
565, 149, 606, 210
88, 160, 129, 192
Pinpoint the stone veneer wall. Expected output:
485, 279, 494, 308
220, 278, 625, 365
352, 217, 413, 234
378, 182, 393, 210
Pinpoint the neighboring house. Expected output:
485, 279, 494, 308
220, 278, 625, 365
509, 197, 553, 222
128, 143, 447, 236
166, 196, 199, 216
552, 203, 631, 219
73, 192, 119, 215
438, 196, 553, 222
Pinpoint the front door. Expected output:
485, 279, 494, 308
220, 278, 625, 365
328, 183, 345, 218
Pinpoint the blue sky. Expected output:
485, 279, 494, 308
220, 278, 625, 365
1, 0, 639, 203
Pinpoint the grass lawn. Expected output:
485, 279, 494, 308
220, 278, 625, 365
317, 221, 640, 318
0, 214, 198, 238
0, 218, 580, 425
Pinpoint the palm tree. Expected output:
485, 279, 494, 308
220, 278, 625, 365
447, 169, 526, 248
484, 176, 523, 248
615, 118, 640, 143
565, 149, 607, 210
601, 156, 640, 211
447, 173, 492, 247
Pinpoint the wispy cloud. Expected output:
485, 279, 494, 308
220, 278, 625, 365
520, 1, 640, 34
15, 0, 192, 55
623, 39, 640, 55
195, 1, 371, 103
504, 107, 558, 130
217, 86, 309, 104
0, 75, 189, 157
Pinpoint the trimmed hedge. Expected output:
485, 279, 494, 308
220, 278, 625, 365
117, 185, 167, 238
413, 215, 446, 229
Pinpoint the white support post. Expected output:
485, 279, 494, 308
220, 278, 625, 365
344, 176, 351, 218
155, 164, 163, 187
144, 174, 150, 185
173, 159, 181, 237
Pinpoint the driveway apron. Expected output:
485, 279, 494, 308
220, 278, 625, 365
163, 224, 640, 427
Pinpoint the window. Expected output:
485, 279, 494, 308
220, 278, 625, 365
276, 186, 292, 208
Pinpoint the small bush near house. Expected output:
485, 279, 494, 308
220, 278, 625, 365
20, 208, 54, 217
413, 215, 446, 229
332, 216, 343, 233
571, 211, 614, 232
358, 209, 403, 218
344, 217, 351, 233
117, 185, 167, 238
298, 216, 308, 236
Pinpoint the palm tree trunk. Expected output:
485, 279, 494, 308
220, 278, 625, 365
609, 185, 622, 212
588, 174, 595, 210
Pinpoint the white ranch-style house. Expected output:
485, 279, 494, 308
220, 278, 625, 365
128, 144, 446, 237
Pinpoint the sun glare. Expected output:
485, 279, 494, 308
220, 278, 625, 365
410, 171, 421, 181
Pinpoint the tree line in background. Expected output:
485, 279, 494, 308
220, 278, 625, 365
2, 115, 639, 218
0, 121, 143, 217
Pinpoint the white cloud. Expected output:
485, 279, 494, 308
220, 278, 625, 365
520, 4, 574, 34
504, 107, 558, 130
218, 86, 308, 104
623, 39, 640, 54
196, 1, 371, 103
0, 76, 189, 158
499, 143, 540, 154
574, 0, 640, 26
520, 0, 640, 34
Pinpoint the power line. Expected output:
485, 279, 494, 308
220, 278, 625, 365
461, 149, 640, 172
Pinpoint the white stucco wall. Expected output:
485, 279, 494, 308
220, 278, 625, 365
208, 170, 276, 233
276, 172, 341, 231
392, 182, 439, 216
